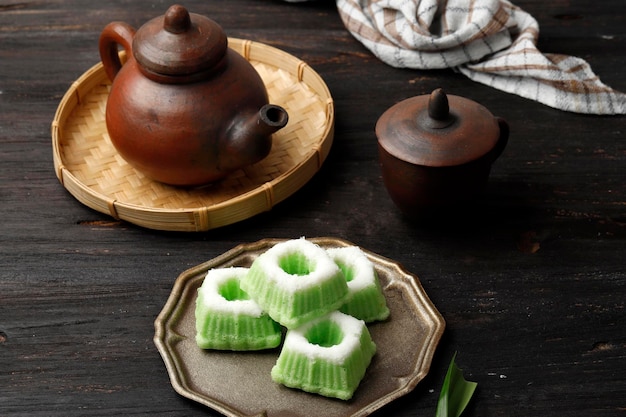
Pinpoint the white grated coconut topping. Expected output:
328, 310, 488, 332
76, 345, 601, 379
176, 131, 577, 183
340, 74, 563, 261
198, 267, 264, 317
282, 311, 366, 365
326, 246, 377, 292
254, 238, 341, 292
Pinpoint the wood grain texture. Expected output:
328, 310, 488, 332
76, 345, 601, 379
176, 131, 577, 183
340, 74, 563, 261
1, 1, 624, 416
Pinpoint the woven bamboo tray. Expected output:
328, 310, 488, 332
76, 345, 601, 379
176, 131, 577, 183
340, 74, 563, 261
51, 38, 334, 232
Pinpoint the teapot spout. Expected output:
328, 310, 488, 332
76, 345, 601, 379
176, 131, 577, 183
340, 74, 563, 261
223, 104, 289, 169
256, 104, 289, 138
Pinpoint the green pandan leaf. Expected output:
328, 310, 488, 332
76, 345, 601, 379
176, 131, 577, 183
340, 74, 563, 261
435, 353, 478, 417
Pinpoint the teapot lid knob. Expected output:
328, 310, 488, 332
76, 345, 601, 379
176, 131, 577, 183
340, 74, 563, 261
426, 88, 455, 129
164, 4, 191, 34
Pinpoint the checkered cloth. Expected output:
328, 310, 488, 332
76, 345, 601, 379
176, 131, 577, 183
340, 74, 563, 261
332, 0, 626, 114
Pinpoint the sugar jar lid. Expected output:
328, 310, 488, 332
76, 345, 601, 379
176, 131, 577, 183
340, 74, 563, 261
132, 4, 228, 78
376, 89, 501, 167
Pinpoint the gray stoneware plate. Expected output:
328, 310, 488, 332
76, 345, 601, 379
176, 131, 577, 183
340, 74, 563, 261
154, 237, 445, 417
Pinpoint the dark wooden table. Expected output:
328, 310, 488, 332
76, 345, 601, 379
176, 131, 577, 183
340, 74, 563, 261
1, 1, 624, 416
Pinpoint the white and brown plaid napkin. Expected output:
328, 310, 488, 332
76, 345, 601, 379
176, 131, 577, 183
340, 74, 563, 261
332, 0, 626, 114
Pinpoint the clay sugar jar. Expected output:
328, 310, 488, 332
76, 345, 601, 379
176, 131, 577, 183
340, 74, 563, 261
99, 4, 288, 186
376, 88, 509, 219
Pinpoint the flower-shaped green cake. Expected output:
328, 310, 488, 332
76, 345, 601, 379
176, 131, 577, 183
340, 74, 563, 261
241, 238, 349, 329
327, 246, 390, 323
271, 311, 377, 400
195, 267, 282, 351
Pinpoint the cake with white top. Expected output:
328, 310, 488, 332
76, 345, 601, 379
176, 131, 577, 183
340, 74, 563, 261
240, 238, 349, 329
326, 246, 390, 323
270, 310, 377, 400
195, 267, 282, 351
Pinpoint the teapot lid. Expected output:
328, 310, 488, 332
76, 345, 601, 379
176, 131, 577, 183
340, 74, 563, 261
376, 89, 501, 167
132, 4, 228, 78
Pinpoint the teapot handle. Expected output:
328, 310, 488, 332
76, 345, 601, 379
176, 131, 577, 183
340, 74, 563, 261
98, 22, 136, 82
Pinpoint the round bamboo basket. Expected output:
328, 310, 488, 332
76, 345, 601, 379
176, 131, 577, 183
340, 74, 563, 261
51, 38, 334, 232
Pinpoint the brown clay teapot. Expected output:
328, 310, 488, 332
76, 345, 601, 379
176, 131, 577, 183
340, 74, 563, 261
376, 88, 509, 218
99, 4, 288, 186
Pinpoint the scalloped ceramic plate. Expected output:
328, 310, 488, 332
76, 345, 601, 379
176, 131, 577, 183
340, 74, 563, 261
154, 237, 445, 417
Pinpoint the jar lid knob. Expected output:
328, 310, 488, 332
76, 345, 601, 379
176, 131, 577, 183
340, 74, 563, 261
426, 88, 455, 129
